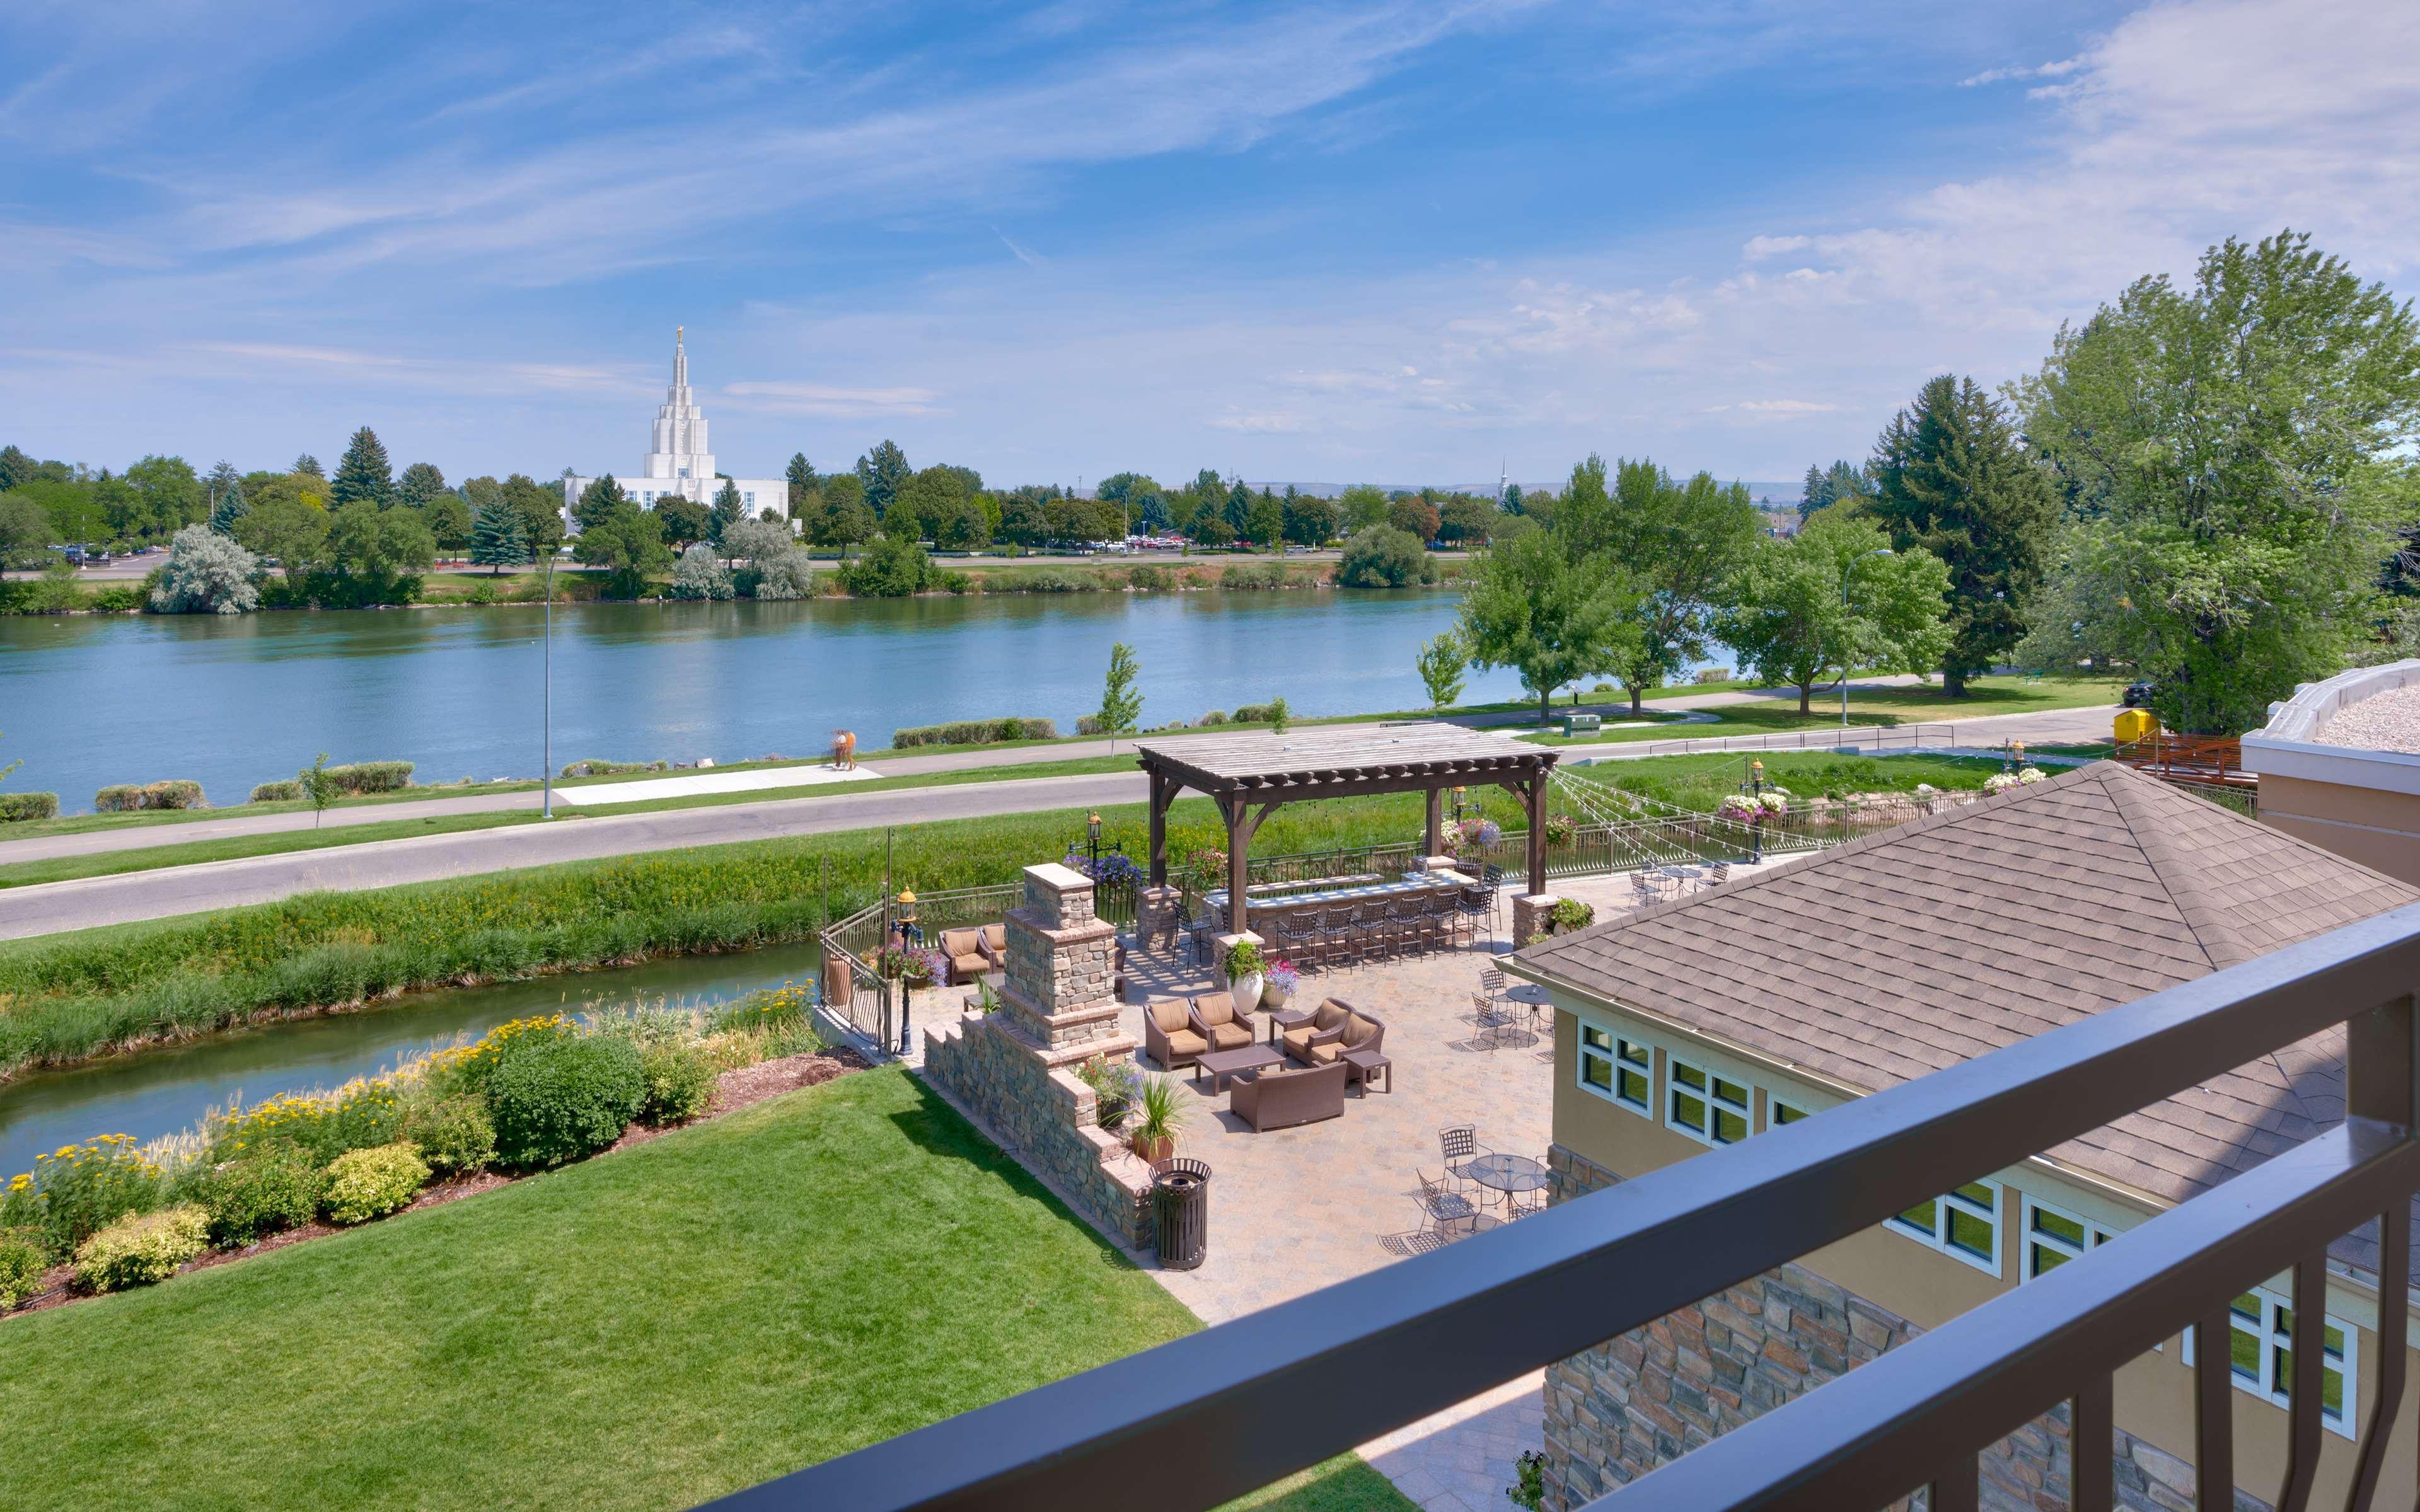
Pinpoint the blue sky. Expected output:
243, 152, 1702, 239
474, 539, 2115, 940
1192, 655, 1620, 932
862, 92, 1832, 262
3, 0, 2414, 493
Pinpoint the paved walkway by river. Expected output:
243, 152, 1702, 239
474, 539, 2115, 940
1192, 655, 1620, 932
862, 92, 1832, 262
0, 703, 2113, 942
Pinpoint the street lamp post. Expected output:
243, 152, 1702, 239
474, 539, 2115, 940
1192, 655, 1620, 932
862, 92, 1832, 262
1840, 548, 1895, 729
541, 545, 557, 818
1740, 758, 1766, 863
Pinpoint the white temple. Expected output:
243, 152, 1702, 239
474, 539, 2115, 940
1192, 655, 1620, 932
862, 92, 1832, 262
562, 328, 789, 529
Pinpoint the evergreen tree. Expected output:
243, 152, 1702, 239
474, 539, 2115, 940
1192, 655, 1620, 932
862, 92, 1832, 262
396, 461, 447, 510
855, 440, 910, 517
785, 453, 818, 512
206, 459, 241, 497
573, 475, 628, 533
1798, 459, 1875, 521
1096, 642, 1143, 735
710, 479, 746, 546
1224, 479, 1251, 531
1502, 482, 1524, 515
0, 444, 32, 493
470, 497, 530, 575
208, 476, 250, 536
1868, 374, 2058, 695
292, 453, 324, 478
330, 427, 395, 509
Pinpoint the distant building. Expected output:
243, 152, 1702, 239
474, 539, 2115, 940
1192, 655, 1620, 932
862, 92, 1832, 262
562, 328, 787, 529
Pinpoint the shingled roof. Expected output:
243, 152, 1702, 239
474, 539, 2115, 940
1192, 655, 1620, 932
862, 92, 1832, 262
1515, 761, 2417, 1246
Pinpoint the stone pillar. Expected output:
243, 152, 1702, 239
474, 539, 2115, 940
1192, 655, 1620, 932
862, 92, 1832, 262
1512, 892, 1562, 946
1136, 883, 1184, 955
1001, 862, 1125, 1054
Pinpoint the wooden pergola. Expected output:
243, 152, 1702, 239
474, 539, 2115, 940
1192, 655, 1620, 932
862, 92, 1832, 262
1132, 723, 1562, 936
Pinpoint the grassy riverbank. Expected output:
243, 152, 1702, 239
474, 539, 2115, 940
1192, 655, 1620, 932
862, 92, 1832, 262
0, 790, 1436, 1079
0, 1066, 1407, 1511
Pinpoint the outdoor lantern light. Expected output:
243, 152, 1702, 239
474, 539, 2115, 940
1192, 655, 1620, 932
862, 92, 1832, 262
897, 887, 918, 927
1088, 811, 1103, 846
1751, 759, 1764, 792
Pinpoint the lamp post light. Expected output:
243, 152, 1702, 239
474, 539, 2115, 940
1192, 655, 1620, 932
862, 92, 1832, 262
1740, 758, 1767, 863
1840, 547, 1895, 729
541, 545, 558, 819
894, 887, 918, 1054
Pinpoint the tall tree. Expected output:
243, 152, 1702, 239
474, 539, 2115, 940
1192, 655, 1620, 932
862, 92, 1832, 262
1868, 375, 2057, 695
0, 493, 50, 567
469, 498, 532, 575
1458, 524, 1641, 723
0, 446, 33, 494
1581, 457, 1761, 712
710, 479, 746, 546
206, 459, 241, 499
1387, 495, 1440, 543
208, 476, 250, 536
396, 461, 447, 511
574, 499, 670, 598
2016, 231, 2420, 732
1224, 479, 1252, 532
292, 453, 324, 478
855, 440, 911, 517
1338, 484, 1390, 533
1096, 642, 1143, 735
330, 427, 395, 510
1502, 482, 1525, 516
1798, 459, 1875, 521
654, 495, 710, 549
810, 475, 876, 558
573, 475, 628, 534
1717, 512, 1954, 714
785, 453, 819, 514
501, 473, 566, 557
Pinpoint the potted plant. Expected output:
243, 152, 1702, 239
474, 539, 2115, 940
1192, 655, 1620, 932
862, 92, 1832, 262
1261, 957, 1298, 1010
1222, 938, 1266, 1016
1077, 1054, 1141, 1132
1128, 1073, 1189, 1163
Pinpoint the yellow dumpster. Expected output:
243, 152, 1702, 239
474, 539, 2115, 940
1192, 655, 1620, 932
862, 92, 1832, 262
2113, 708, 2158, 744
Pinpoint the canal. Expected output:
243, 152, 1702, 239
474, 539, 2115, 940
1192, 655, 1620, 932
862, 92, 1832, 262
0, 587, 1541, 807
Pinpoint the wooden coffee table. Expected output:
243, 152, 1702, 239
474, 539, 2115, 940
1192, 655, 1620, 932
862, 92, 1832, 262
1195, 1043, 1282, 1094
1341, 1046, 1392, 1094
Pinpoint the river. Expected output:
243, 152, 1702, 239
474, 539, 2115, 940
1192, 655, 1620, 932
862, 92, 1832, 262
0, 941, 830, 1178
0, 588, 1537, 808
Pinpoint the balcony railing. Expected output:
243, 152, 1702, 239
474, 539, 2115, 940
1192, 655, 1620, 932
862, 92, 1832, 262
724, 899, 2420, 1512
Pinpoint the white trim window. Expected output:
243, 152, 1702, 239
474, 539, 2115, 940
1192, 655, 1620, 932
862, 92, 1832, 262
1667, 1056, 1751, 1146
2184, 1289, 2358, 1439
1577, 1027, 1652, 1116
2020, 1197, 2115, 1281
1888, 1179, 2002, 1276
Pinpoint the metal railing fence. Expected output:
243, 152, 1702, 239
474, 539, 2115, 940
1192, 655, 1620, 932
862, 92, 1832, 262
711, 901, 2420, 1512
1636, 721, 1959, 757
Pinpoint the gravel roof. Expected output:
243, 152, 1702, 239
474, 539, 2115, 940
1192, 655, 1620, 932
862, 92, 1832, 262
2314, 680, 2420, 753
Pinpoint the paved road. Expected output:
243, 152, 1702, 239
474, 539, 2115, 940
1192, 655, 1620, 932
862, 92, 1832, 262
0, 705, 2116, 942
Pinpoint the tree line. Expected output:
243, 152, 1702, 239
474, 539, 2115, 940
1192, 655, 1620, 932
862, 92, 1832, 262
1441, 231, 2420, 735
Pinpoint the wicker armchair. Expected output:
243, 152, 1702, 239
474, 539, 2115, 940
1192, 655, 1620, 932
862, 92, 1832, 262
1143, 998, 1207, 1070
1186, 994, 1255, 1053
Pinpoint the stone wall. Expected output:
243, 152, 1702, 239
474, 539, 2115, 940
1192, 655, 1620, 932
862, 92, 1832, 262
922, 862, 1156, 1254
1540, 1145, 2266, 1512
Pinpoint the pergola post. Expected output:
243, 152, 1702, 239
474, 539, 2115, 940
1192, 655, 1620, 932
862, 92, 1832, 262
1148, 772, 1171, 887
1424, 785, 1444, 860
1526, 774, 1548, 896
1225, 797, 1250, 937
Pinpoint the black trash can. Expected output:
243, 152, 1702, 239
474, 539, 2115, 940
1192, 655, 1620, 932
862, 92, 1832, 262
1150, 1157, 1212, 1270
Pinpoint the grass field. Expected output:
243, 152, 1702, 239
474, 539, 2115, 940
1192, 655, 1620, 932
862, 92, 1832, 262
0, 1068, 1410, 1511
0, 754, 1144, 890
1520, 675, 2126, 746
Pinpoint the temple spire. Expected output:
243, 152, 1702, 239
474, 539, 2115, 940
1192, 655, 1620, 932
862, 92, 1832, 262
673, 326, 686, 390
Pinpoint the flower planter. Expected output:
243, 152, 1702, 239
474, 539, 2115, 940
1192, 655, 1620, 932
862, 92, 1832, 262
1130, 1131, 1176, 1164
1261, 978, 1289, 1010
1230, 972, 1265, 1017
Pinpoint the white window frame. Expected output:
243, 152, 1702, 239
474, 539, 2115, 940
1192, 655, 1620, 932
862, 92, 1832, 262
1887, 1177, 2003, 1276
2181, 1287, 2358, 1440
1575, 1025, 1653, 1117
1666, 1054, 1751, 1147
2019, 1196, 2116, 1281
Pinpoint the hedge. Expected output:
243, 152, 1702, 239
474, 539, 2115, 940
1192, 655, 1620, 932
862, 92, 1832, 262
560, 759, 670, 778
248, 780, 302, 802
0, 793, 59, 822
327, 761, 414, 794
94, 780, 206, 812
889, 718, 1058, 749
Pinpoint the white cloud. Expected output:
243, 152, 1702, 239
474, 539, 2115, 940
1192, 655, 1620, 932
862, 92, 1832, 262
1736, 400, 1839, 415
1742, 234, 1809, 260
721, 381, 947, 419
1959, 57, 2082, 87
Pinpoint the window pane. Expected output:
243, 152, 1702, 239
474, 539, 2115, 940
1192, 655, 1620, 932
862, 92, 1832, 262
1581, 1026, 1611, 1053
1617, 1068, 1648, 1106
2229, 1323, 2260, 1380
1953, 1182, 1994, 1210
1772, 1103, 1806, 1125
1713, 1076, 1749, 1108
2032, 1208, 2085, 1246
1897, 1199, 1937, 1234
2231, 1293, 2261, 1323
2323, 1323, 2345, 1359
2031, 1243, 2069, 1276
1581, 1055, 1612, 1092
1670, 1090, 1706, 1133
1673, 1064, 1706, 1092
1713, 1109, 1748, 1145
2324, 1365, 2345, 1420
1618, 1039, 1648, 1069
1947, 1208, 1994, 1259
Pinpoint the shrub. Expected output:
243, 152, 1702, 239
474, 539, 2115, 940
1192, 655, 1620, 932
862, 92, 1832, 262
750, 550, 818, 600
321, 1143, 429, 1225
90, 584, 145, 613
325, 761, 414, 794
559, 758, 669, 777
148, 524, 261, 615
211, 1075, 407, 1166
1549, 898, 1596, 932
196, 1146, 328, 1247
1196, 710, 1229, 725
0, 792, 58, 822
1126, 565, 1171, 591
1219, 561, 1302, 591
889, 718, 1057, 749
93, 784, 141, 812
667, 543, 735, 601
1074, 714, 1104, 735
424, 1014, 572, 1102
837, 533, 932, 596
95, 780, 206, 812
1232, 702, 1280, 724
485, 1032, 645, 1168
398, 1095, 496, 1177
1337, 526, 1426, 587
12, 1134, 164, 1252
73, 1204, 207, 1292
248, 780, 303, 803
637, 1041, 718, 1126
0, 1230, 45, 1308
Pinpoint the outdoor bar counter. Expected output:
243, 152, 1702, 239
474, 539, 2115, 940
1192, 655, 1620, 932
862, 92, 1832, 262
1203, 868, 1474, 930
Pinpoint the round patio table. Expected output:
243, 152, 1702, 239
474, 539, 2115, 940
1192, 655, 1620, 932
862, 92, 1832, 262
1462, 1152, 1549, 1219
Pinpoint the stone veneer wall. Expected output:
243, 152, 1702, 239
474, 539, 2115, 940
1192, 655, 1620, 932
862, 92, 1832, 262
1541, 1145, 2267, 1512
922, 863, 1154, 1252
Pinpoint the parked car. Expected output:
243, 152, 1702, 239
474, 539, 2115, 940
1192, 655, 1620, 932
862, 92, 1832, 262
2122, 679, 2157, 708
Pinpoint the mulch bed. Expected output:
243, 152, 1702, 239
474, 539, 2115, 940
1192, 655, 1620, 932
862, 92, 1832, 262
4, 1048, 867, 1321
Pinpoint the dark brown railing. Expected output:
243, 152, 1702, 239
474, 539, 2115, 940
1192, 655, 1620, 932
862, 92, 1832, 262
736, 901, 2420, 1512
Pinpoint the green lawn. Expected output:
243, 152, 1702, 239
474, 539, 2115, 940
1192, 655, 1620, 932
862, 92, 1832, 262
1520, 675, 2126, 746
0, 755, 1144, 890
1566, 750, 2005, 809
0, 1067, 1411, 1512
